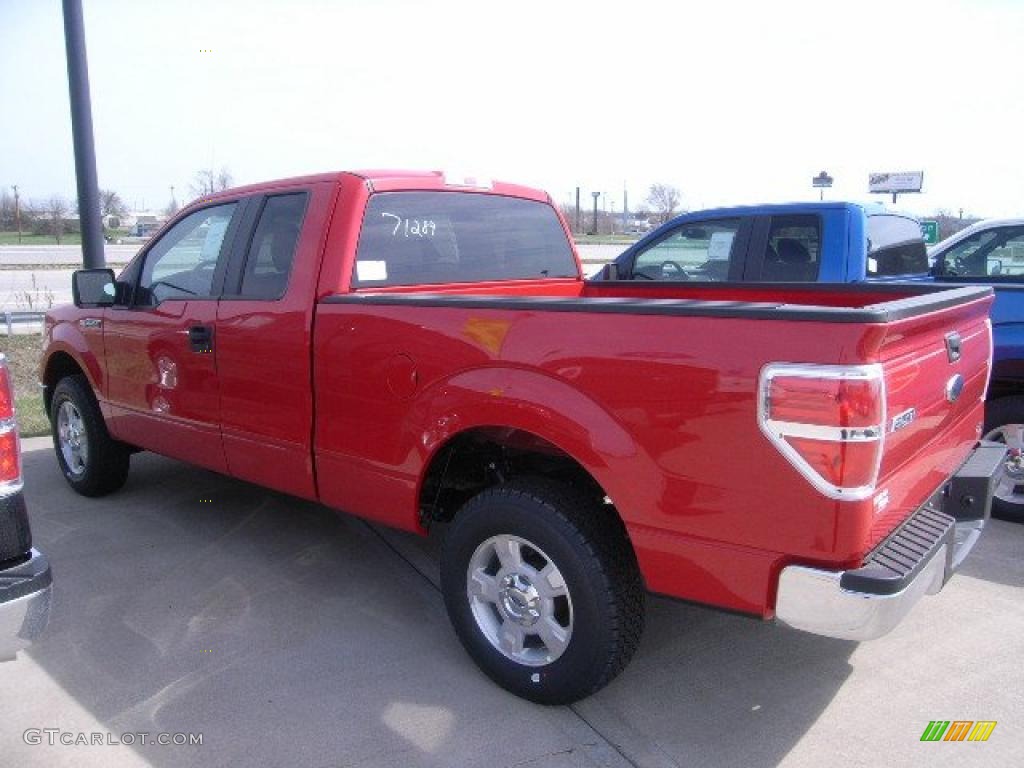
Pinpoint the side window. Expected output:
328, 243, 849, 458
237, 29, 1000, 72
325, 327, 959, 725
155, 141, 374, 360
941, 227, 1024, 277
632, 219, 741, 281
239, 193, 308, 299
866, 215, 928, 276
759, 215, 820, 282
138, 203, 237, 305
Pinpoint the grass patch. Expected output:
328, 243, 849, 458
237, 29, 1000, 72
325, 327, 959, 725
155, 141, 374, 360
0, 230, 131, 246
0, 333, 50, 437
573, 234, 641, 245
15, 395, 49, 438
0, 231, 82, 246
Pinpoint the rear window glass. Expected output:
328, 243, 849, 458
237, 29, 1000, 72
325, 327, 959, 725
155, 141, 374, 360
866, 215, 928, 276
353, 192, 578, 287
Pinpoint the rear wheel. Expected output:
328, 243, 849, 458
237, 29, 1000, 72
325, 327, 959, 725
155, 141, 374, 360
50, 375, 130, 497
983, 396, 1024, 522
440, 478, 644, 704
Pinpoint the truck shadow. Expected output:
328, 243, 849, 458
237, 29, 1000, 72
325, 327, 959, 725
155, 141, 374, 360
9, 449, 873, 767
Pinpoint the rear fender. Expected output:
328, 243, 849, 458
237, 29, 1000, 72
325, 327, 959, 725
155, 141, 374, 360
413, 366, 661, 527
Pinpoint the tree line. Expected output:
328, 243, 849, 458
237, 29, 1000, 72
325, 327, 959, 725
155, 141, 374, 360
0, 167, 234, 244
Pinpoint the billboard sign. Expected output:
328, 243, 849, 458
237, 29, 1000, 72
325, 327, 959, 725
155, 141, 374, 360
869, 171, 924, 194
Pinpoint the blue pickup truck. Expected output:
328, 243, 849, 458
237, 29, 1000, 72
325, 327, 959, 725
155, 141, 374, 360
596, 202, 1024, 520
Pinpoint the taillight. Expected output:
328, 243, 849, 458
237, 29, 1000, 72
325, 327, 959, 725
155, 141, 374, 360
0, 356, 21, 490
0, 363, 12, 421
758, 363, 886, 500
982, 318, 993, 402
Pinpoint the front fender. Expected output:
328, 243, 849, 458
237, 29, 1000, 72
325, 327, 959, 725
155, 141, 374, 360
41, 314, 104, 396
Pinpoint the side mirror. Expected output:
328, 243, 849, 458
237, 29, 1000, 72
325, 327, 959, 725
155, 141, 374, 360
72, 269, 116, 307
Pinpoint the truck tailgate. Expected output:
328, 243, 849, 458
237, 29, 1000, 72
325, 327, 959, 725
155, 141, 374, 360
863, 292, 992, 549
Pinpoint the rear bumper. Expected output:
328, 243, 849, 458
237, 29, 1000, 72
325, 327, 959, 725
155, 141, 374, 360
775, 441, 1005, 641
0, 548, 52, 660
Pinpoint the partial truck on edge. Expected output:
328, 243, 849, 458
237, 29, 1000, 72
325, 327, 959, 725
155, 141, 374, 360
41, 172, 1002, 703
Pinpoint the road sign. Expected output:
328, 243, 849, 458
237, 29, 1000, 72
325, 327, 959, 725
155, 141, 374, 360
920, 220, 940, 245
812, 171, 833, 188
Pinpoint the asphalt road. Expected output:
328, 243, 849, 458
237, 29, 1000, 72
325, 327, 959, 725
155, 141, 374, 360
1, 438, 1021, 767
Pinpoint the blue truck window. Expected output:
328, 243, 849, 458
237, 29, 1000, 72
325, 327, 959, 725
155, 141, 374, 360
866, 215, 928, 276
761, 215, 820, 282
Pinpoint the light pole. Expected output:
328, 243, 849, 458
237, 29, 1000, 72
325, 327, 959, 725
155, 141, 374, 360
62, 0, 105, 267
12, 185, 21, 244
590, 191, 600, 235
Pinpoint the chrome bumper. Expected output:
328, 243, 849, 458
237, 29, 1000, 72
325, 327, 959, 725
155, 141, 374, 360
775, 442, 1004, 642
0, 549, 52, 660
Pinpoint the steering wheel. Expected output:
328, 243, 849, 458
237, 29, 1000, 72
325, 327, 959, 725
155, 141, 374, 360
660, 261, 690, 280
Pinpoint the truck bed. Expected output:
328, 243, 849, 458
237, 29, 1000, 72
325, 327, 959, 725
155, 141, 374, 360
317, 280, 992, 614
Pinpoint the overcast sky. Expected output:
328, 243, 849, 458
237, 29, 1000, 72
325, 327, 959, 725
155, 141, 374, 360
2, 0, 1022, 218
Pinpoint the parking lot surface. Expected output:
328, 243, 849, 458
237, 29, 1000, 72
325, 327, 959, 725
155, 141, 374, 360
1, 438, 1021, 767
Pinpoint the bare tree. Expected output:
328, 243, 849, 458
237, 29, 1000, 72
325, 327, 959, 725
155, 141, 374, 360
44, 196, 69, 244
0, 187, 13, 230
646, 183, 682, 224
99, 189, 128, 218
190, 166, 234, 198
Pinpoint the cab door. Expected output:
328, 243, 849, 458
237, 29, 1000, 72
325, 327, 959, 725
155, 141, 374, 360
103, 201, 244, 472
215, 187, 326, 499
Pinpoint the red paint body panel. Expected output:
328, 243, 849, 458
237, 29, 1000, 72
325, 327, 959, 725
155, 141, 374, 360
40, 170, 995, 619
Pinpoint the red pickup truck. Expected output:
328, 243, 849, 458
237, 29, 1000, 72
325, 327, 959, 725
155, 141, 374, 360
42, 170, 1002, 703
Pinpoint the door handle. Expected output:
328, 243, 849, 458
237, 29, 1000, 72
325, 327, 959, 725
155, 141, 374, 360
187, 325, 214, 353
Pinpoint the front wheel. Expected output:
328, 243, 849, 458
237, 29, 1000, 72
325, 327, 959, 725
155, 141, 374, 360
440, 479, 644, 704
50, 375, 130, 497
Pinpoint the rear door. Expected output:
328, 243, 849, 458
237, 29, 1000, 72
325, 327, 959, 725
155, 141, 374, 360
215, 184, 329, 500
104, 201, 243, 472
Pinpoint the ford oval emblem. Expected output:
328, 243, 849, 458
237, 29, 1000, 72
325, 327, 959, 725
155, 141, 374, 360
945, 374, 965, 403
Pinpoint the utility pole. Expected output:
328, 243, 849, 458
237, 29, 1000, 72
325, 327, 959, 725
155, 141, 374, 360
12, 185, 21, 243
62, 0, 105, 268
622, 183, 628, 234
575, 186, 581, 234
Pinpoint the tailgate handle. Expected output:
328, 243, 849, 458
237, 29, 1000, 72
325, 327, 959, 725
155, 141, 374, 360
945, 332, 962, 363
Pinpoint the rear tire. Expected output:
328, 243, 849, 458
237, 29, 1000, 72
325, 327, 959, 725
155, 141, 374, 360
983, 396, 1024, 522
50, 375, 130, 497
440, 478, 644, 704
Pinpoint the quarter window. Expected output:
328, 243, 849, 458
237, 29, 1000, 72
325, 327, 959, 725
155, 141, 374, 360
632, 219, 742, 281
139, 203, 237, 304
759, 215, 820, 282
239, 193, 308, 299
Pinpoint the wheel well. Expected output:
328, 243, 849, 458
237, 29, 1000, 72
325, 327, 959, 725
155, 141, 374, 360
419, 427, 610, 524
42, 352, 86, 415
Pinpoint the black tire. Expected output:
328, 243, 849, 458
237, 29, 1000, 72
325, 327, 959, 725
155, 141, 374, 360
50, 375, 130, 497
984, 396, 1024, 522
440, 478, 644, 704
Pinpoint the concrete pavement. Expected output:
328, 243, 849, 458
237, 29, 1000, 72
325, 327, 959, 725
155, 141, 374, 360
1, 437, 1021, 767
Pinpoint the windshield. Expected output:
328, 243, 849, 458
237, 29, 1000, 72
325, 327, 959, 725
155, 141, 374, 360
353, 192, 578, 287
